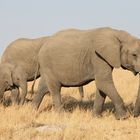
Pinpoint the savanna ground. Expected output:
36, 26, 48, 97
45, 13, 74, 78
1, 68, 140, 140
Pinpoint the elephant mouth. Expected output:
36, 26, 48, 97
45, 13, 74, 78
128, 66, 139, 75
121, 65, 138, 76
132, 70, 138, 76
128, 68, 138, 76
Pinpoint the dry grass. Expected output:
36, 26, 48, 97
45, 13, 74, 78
1, 68, 140, 140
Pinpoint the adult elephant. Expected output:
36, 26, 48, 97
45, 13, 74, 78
34, 27, 140, 119
0, 37, 84, 105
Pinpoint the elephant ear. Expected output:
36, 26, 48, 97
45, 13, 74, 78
7, 72, 13, 86
95, 42, 121, 68
3, 66, 13, 87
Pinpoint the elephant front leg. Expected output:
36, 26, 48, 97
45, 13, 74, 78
12, 66, 28, 105
93, 89, 106, 117
19, 81, 27, 105
134, 74, 140, 117
94, 55, 129, 119
96, 78, 129, 119
11, 87, 20, 105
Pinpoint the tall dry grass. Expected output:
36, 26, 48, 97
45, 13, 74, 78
1, 68, 140, 140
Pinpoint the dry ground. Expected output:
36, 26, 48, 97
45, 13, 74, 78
1, 68, 140, 140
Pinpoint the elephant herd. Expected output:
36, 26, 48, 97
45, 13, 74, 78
1, 27, 140, 119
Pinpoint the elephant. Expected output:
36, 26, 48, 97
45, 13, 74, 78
0, 37, 48, 105
0, 37, 85, 106
34, 27, 140, 119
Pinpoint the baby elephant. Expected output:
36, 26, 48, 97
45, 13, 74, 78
0, 37, 85, 106
0, 37, 48, 105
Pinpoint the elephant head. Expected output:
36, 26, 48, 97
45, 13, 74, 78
120, 36, 140, 74
95, 29, 140, 75
0, 63, 13, 102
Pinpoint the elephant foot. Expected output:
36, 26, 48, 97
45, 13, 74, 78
92, 108, 102, 118
17, 97, 23, 106
31, 103, 39, 110
79, 97, 84, 102
31, 100, 41, 110
93, 113, 102, 118
19, 102, 24, 106
3, 97, 12, 107
54, 104, 64, 113
133, 107, 140, 117
115, 108, 129, 120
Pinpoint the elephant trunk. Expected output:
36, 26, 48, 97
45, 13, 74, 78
121, 64, 138, 76
0, 89, 5, 103
134, 73, 140, 117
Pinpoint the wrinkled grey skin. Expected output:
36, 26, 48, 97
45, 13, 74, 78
35, 27, 140, 119
0, 37, 85, 106
0, 37, 48, 105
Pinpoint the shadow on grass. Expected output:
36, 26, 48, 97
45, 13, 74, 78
3, 93, 134, 116
41, 95, 134, 115
40, 95, 119, 113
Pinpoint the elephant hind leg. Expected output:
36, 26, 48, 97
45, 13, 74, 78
32, 77, 49, 109
49, 83, 62, 111
78, 86, 84, 101
44, 73, 62, 111
93, 89, 106, 117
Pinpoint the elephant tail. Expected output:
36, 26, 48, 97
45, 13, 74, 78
30, 62, 40, 98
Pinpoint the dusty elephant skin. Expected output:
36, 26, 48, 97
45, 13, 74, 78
0, 37, 85, 106
0, 37, 48, 105
36, 27, 140, 120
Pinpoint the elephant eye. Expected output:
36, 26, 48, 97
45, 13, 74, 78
132, 53, 137, 59
132, 54, 137, 56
